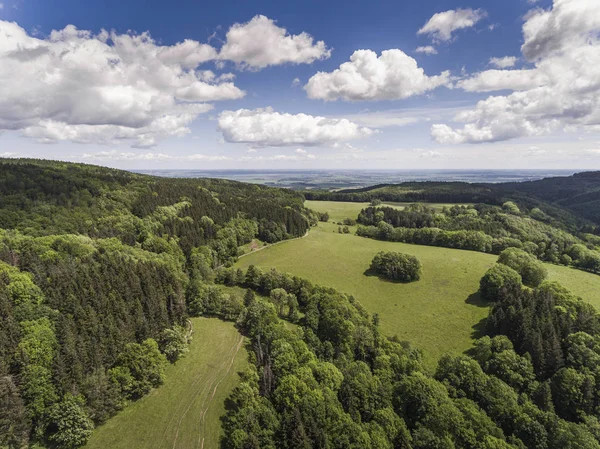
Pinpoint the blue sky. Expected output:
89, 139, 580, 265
0, 0, 599, 169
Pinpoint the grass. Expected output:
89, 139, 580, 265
305, 200, 373, 223
85, 317, 247, 449
236, 207, 600, 368
305, 200, 473, 224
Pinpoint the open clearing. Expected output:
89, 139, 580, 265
305, 200, 472, 223
237, 205, 600, 367
85, 317, 247, 449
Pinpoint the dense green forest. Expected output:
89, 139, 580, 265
215, 263, 600, 449
0, 159, 312, 448
1, 158, 600, 449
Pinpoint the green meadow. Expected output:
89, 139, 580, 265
85, 317, 247, 449
238, 203, 600, 367
305, 200, 473, 223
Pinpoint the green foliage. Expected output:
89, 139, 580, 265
369, 251, 422, 282
498, 248, 548, 287
110, 339, 167, 399
480, 264, 522, 301
159, 325, 191, 363
46, 394, 94, 449
0, 375, 29, 448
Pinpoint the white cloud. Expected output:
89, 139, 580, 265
81, 150, 232, 161
291, 77, 301, 87
340, 106, 464, 129
217, 107, 374, 147
526, 146, 547, 156
489, 56, 518, 68
240, 149, 317, 162
416, 149, 442, 158
218, 15, 330, 69
457, 69, 548, 92
0, 3, 4, 9
521, 0, 600, 61
415, 46, 438, 55
0, 21, 244, 147
433, 0, 600, 144
304, 49, 451, 101
0, 151, 17, 157
339, 111, 421, 128
417, 8, 487, 42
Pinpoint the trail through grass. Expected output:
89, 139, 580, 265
85, 317, 247, 449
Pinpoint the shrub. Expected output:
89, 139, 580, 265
498, 247, 547, 287
369, 251, 422, 282
480, 264, 522, 301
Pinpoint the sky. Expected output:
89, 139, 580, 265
0, 0, 599, 169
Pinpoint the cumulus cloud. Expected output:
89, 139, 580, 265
0, 21, 244, 147
217, 107, 373, 147
415, 46, 438, 55
521, 0, 600, 61
489, 56, 518, 68
417, 8, 487, 42
304, 49, 451, 101
218, 15, 331, 69
432, 0, 600, 144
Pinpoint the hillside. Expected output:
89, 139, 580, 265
304, 173, 600, 230
0, 158, 312, 448
236, 206, 600, 366
495, 171, 600, 225
2, 159, 600, 449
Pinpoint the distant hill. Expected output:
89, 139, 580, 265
494, 171, 600, 225
305, 172, 600, 230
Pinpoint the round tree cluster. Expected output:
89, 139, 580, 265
370, 251, 422, 282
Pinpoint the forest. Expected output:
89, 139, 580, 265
356, 204, 600, 275
1, 158, 600, 449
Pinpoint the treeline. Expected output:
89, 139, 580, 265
356, 204, 600, 274
0, 160, 311, 253
304, 182, 501, 205
210, 264, 600, 449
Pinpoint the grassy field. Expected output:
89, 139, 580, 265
305, 200, 472, 223
85, 317, 247, 449
236, 208, 600, 367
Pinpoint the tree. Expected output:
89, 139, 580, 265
370, 251, 422, 282
46, 394, 94, 449
244, 289, 256, 307
111, 339, 167, 399
159, 325, 191, 363
480, 264, 522, 301
498, 248, 547, 287
0, 375, 29, 448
